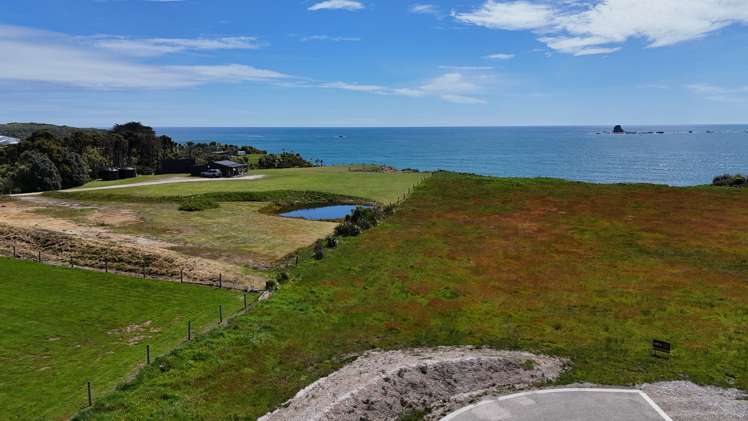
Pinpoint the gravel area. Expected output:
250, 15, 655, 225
641, 381, 747, 421
258, 347, 567, 421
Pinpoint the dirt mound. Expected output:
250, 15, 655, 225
259, 347, 566, 421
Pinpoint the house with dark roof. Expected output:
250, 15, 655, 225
211, 160, 248, 177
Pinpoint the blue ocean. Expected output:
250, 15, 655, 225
158, 126, 748, 186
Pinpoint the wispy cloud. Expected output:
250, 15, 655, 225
410, 4, 445, 18
308, 0, 364, 11
0, 24, 491, 105
300, 35, 361, 42
686, 83, 748, 102
439, 65, 494, 71
320, 72, 489, 104
0, 25, 286, 89
454, 0, 748, 56
91, 36, 261, 57
483, 53, 515, 60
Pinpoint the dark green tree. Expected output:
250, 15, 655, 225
13, 150, 62, 192
56, 150, 88, 189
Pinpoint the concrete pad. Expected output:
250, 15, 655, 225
442, 388, 672, 421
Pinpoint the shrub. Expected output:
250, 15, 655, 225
713, 174, 748, 187
334, 206, 388, 237
313, 240, 324, 260
334, 221, 361, 237
347, 206, 381, 229
257, 152, 312, 169
265, 280, 277, 291
276, 272, 290, 284
56, 151, 89, 189
178, 196, 219, 212
325, 236, 338, 248
13, 150, 62, 192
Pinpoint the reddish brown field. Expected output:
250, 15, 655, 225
80, 173, 748, 420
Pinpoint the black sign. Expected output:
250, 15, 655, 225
652, 339, 671, 356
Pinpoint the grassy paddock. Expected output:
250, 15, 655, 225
0, 258, 243, 420
63, 166, 429, 204
79, 173, 747, 420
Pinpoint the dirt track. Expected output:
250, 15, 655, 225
11, 174, 265, 196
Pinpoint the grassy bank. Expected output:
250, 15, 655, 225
0, 258, 243, 420
78, 173, 748, 420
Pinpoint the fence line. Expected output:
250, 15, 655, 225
0, 244, 260, 292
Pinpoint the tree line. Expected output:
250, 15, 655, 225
0, 122, 313, 194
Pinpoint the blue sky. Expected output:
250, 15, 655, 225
1, 0, 747, 127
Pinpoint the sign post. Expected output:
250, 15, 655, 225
651, 339, 671, 359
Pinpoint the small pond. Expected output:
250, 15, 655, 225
280, 205, 363, 221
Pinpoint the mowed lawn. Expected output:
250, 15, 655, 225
71, 166, 428, 204
0, 258, 243, 420
79, 174, 748, 419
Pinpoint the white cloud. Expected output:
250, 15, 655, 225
308, 0, 364, 11
454, 1, 554, 30
91, 36, 261, 57
301, 35, 361, 42
420, 73, 486, 103
455, 0, 748, 56
439, 65, 494, 71
0, 25, 287, 89
483, 53, 515, 60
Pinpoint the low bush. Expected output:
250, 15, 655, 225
334, 221, 361, 237
713, 174, 748, 187
178, 197, 219, 212
313, 240, 324, 260
334, 206, 391, 237
257, 152, 312, 169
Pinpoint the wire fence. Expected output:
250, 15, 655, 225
37, 290, 267, 419
0, 240, 263, 292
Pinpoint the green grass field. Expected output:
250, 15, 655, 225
67, 166, 428, 204
78, 173, 748, 420
0, 258, 243, 420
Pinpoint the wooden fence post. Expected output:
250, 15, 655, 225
104, 258, 108, 273
219, 273, 222, 289
243, 293, 248, 311
219, 305, 223, 324
146, 344, 151, 365
188, 321, 192, 341
38, 250, 42, 262
180, 268, 183, 283
87, 381, 93, 407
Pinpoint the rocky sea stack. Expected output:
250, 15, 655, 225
613, 125, 625, 134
